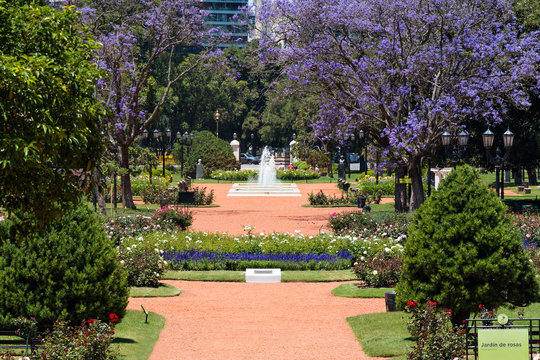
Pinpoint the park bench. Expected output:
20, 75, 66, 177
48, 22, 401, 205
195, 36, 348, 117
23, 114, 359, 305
0, 329, 41, 355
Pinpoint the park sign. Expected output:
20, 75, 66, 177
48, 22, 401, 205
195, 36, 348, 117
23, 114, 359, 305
396, 176, 411, 184
477, 328, 528, 359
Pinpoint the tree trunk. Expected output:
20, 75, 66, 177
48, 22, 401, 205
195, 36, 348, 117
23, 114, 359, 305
92, 168, 107, 216
119, 144, 136, 209
394, 165, 407, 212
408, 159, 425, 211
527, 166, 538, 186
513, 166, 523, 186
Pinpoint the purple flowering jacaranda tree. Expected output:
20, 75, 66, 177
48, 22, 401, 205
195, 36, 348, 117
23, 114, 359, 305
258, 0, 540, 210
75, 0, 211, 208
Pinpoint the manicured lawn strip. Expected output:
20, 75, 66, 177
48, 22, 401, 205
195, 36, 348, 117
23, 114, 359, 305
347, 311, 412, 358
163, 270, 356, 282
130, 283, 181, 298
114, 310, 165, 360
331, 283, 393, 298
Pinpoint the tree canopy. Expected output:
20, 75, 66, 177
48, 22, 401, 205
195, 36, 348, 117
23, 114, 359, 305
0, 1, 104, 224
259, 0, 540, 210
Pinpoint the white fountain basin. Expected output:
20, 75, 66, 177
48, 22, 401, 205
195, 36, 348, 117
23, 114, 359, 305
227, 183, 301, 197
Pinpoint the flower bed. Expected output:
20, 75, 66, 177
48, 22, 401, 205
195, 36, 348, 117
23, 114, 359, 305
119, 229, 404, 271
164, 249, 352, 270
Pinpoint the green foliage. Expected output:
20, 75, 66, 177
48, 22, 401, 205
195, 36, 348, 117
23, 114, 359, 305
151, 168, 172, 182
152, 206, 193, 231
210, 169, 257, 180
306, 151, 330, 168
357, 175, 395, 195
353, 252, 402, 287
276, 169, 320, 180
396, 165, 539, 323
172, 130, 239, 178
39, 319, 118, 360
328, 210, 375, 234
118, 247, 165, 288
292, 161, 310, 170
0, 203, 128, 329
0, 2, 104, 225
404, 301, 464, 360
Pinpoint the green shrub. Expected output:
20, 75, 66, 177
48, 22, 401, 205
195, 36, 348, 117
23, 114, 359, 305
357, 170, 376, 180
40, 319, 119, 360
306, 151, 330, 169
276, 169, 320, 180
356, 175, 395, 195
152, 206, 193, 231
292, 160, 310, 170
173, 130, 240, 178
193, 187, 215, 205
352, 252, 402, 287
404, 301, 464, 360
0, 203, 128, 329
118, 246, 165, 287
396, 165, 539, 325
210, 169, 258, 180
141, 183, 177, 204
104, 215, 162, 244
328, 210, 375, 234
152, 168, 172, 182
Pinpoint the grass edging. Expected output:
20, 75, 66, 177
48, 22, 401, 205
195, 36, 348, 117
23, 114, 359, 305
114, 310, 165, 360
331, 283, 393, 298
130, 283, 181, 298
163, 270, 356, 282
347, 312, 411, 358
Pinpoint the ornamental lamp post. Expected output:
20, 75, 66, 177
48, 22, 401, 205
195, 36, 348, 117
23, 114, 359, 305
179, 132, 194, 179
441, 130, 469, 169
215, 110, 221, 138
358, 129, 368, 175
482, 128, 514, 199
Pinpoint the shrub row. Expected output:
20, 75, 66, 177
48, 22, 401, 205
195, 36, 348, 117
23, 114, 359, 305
210, 169, 320, 181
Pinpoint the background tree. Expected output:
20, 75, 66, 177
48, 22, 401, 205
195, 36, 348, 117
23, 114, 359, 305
77, 0, 210, 208
259, 0, 540, 210
172, 130, 239, 177
396, 165, 538, 325
0, 1, 104, 226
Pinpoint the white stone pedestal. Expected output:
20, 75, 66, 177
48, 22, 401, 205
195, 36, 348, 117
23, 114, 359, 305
245, 268, 281, 283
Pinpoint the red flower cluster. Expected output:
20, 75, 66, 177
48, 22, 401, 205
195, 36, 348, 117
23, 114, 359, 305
427, 301, 437, 307
88, 319, 97, 324
109, 313, 119, 324
406, 300, 418, 307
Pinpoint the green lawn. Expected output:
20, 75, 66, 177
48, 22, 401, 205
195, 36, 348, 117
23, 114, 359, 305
114, 310, 165, 360
331, 283, 393, 298
347, 302, 540, 359
130, 283, 181, 298
347, 311, 412, 358
163, 270, 356, 282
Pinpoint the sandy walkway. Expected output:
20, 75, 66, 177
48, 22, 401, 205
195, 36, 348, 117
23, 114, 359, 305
189, 183, 393, 235
128, 280, 388, 360
131, 183, 393, 359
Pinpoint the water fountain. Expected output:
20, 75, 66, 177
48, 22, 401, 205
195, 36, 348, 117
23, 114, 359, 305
228, 147, 300, 196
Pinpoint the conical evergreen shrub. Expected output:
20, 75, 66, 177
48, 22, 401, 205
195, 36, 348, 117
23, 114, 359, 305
0, 203, 128, 328
396, 165, 538, 324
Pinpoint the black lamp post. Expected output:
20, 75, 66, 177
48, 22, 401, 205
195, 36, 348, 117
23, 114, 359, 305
143, 128, 177, 177
215, 110, 220, 138
358, 129, 368, 175
179, 131, 194, 179
441, 130, 469, 169
482, 128, 514, 199
345, 134, 355, 178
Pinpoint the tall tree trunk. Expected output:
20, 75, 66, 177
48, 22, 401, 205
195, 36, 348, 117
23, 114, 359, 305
92, 168, 107, 216
527, 166, 538, 186
409, 159, 425, 211
513, 166, 523, 186
119, 145, 136, 209
394, 165, 407, 212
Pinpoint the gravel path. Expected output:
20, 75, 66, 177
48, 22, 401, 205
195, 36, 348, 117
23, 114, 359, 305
133, 183, 393, 359
128, 281, 388, 360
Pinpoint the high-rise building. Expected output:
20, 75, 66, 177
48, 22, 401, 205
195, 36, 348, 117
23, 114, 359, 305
201, 0, 250, 48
